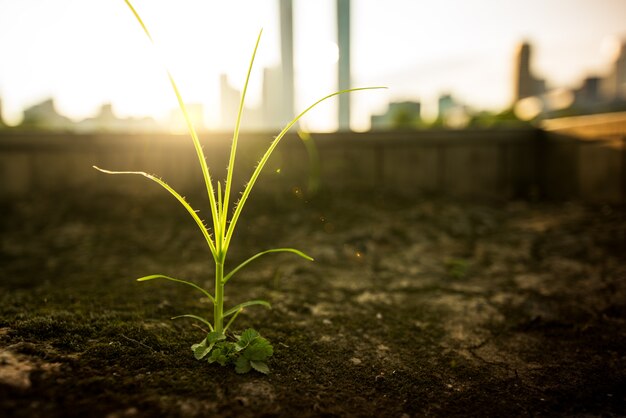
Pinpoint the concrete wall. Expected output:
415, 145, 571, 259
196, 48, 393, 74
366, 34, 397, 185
542, 111, 626, 140
0, 127, 623, 203
542, 112, 626, 203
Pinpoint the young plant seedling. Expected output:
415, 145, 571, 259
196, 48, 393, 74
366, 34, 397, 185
95, 0, 384, 374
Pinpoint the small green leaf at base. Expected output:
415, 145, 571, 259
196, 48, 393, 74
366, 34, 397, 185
207, 331, 226, 344
250, 361, 270, 374
244, 339, 273, 361
192, 332, 226, 360
237, 329, 260, 349
191, 338, 213, 360
207, 344, 230, 366
235, 356, 252, 374
223, 329, 274, 374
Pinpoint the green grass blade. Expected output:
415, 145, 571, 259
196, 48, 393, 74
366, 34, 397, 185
223, 300, 271, 318
165, 72, 221, 237
171, 314, 214, 332
138, 274, 215, 305
93, 166, 217, 257
223, 248, 314, 284
224, 86, 386, 249
123, 0, 155, 43
221, 29, 263, 240
217, 181, 222, 221
121, 0, 221, 242
223, 308, 242, 332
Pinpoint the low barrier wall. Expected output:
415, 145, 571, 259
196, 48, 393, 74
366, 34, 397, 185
0, 127, 623, 203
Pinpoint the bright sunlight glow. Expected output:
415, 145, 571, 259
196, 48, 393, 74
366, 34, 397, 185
0, 0, 625, 131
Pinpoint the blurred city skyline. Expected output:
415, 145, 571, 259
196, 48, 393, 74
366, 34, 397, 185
1, 0, 625, 131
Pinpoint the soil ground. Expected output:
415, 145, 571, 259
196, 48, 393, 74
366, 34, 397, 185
1, 190, 625, 417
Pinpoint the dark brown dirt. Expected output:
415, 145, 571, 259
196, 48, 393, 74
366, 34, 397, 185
1, 190, 625, 417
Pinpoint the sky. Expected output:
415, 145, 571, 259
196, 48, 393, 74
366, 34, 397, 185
0, 0, 625, 131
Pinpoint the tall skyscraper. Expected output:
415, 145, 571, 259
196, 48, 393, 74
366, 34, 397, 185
279, 0, 295, 126
514, 42, 533, 101
513, 41, 545, 102
220, 1, 354, 131
337, 0, 351, 131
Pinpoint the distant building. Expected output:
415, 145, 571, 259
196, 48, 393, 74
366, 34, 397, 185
216, 0, 297, 132
513, 42, 546, 102
75, 103, 159, 133
434, 94, 472, 128
559, 39, 626, 115
21, 98, 73, 130
602, 41, 626, 102
219, 72, 261, 131
262, 66, 289, 129
219, 74, 241, 130
76, 103, 116, 132
337, 0, 351, 130
574, 76, 603, 109
220, 66, 291, 132
279, 0, 295, 127
237, 0, 349, 131
370, 101, 421, 130
438, 94, 455, 119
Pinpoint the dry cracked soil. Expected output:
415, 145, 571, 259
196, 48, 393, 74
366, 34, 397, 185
1, 190, 625, 417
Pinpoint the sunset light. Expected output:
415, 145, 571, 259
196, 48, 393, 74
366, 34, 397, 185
0, 0, 625, 130
2, 1, 626, 415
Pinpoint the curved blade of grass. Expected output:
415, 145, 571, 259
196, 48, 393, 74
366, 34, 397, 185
223, 248, 313, 284
137, 274, 215, 305
123, 0, 155, 43
221, 30, 263, 243
171, 314, 214, 332
223, 300, 271, 318
93, 166, 216, 257
223, 308, 242, 332
122, 0, 221, 238
217, 181, 222, 222
223, 86, 386, 250
165, 72, 221, 237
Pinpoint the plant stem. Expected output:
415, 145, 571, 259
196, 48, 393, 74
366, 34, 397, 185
214, 261, 225, 334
